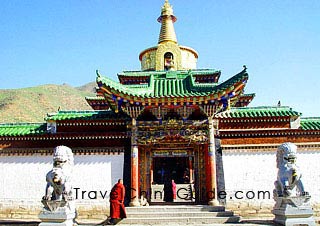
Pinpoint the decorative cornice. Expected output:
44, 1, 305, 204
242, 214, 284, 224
0, 147, 125, 156
222, 142, 320, 153
57, 121, 126, 126
0, 133, 128, 141
218, 118, 290, 123
219, 129, 320, 138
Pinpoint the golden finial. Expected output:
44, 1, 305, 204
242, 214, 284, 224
158, 0, 177, 44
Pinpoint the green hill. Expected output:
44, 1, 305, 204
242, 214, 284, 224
0, 83, 96, 123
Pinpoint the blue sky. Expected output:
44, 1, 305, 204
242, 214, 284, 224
0, 0, 319, 117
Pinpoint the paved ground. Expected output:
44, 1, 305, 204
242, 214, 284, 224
0, 218, 319, 226
0, 219, 276, 226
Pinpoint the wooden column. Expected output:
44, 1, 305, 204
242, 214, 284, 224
199, 104, 219, 205
188, 156, 193, 183
207, 116, 219, 206
129, 118, 140, 206
150, 159, 154, 185
123, 106, 144, 206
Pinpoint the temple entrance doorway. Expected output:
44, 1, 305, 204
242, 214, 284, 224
138, 139, 207, 204
151, 156, 195, 203
153, 157, 191, 184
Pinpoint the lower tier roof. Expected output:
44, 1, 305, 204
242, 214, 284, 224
0, 108, 319, 137
216, 106, 301, 118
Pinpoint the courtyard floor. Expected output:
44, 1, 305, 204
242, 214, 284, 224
0, 219, 276, 226
0, 218, 319, 225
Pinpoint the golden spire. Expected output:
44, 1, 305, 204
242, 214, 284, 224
157, 0, 177, 44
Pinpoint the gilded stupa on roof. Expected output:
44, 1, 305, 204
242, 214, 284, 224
139, 0, 198, 71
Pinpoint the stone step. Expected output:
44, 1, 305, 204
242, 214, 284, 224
126, 205, 226, 213
127, 210, 235, 218
119, 215, 241, 225
118, 205, 240, 225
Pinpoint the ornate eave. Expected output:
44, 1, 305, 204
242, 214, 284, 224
234, 93, 255, 107
96, 68, 249, 115
85, 96, 110, 110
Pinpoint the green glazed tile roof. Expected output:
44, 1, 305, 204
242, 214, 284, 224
0, 123, 47, 136
216, 106, 301, 118
97, 69, 247, 98
300, 118, 320, 130
45, 110, 129, 121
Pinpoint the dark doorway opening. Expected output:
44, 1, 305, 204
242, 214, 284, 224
153, 157, 191, 184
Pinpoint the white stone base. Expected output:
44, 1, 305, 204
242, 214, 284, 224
272, 196, 316, 226
39, 202, 77, 226
39, 220, 76, 226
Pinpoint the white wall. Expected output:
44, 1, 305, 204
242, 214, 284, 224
1, 149, 319, 217
0, 153, 124, 206
222, 150, 320, 205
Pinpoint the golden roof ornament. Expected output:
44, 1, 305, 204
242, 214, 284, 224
158, 0, 177, 44
139, 0, 198, 71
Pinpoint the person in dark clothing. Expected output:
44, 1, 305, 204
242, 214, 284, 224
163, 177, 174, 202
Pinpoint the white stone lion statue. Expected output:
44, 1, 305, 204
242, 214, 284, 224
43, 145, 74, 203
274, 142, 308, 198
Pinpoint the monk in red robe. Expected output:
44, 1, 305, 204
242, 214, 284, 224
172, 179, 177, 200
109, 179, 126, 224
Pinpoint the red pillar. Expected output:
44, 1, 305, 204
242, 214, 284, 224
207, 117, 219, 206
129, 118, 140, 206
188, 156, 193, 183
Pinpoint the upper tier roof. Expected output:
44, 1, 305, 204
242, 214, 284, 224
96, 68, 248, 99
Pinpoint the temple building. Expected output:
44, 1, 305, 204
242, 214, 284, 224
0, 0, 320, 220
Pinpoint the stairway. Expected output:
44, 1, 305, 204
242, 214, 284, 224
118, 205, 240, 225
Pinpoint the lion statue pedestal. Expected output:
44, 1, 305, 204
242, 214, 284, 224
39, 146, 77, 226
38, 201, 76, 226
272, 142, 315, 226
